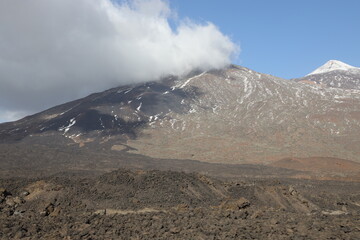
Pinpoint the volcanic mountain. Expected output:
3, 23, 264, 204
1, 63, 360, 168
295, 60, 360, 90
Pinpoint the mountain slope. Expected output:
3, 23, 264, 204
1, 65, 360, 165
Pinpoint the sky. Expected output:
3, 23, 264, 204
0, 0, 359, 123
170, 0, 360, 78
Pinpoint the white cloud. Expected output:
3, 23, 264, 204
0, 0, 239, 122
0, 109, 31, 123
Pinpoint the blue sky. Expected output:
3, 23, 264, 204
171, 0, 360, 78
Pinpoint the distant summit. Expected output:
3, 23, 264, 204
295, 60, 360, 90
307, 60, 359, 76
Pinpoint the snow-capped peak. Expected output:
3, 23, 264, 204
307, 60, 358, 76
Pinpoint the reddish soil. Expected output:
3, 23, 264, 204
270, 157, 360, 180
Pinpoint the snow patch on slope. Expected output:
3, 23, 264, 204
59, 118, 76, 133
178, 72, 207, 89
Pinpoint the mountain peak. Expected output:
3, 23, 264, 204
307, 60, 358, 76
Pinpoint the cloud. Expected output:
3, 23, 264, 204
0, 0, 239, 122
0, 109, 30, 124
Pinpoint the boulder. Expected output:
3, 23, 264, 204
219, 197, 250, 211
5, 197, 16, 207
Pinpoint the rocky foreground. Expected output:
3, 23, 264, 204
1, 169, 360, 239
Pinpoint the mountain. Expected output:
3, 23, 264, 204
1, 64, 360, 168
2, 63, 360, 239
294, 60, 360, 90
307, 60, 358, 75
